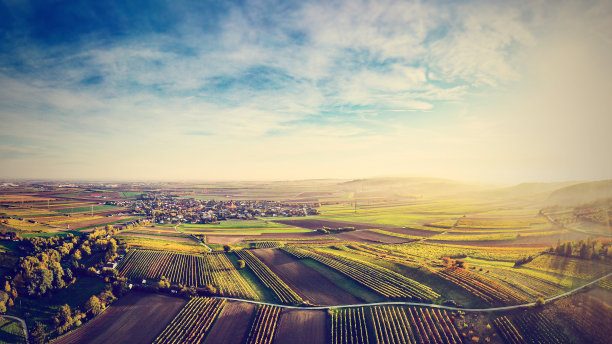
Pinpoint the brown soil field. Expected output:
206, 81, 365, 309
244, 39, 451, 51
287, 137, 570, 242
130, 229, 181, 235
203, 301, 256, 344
61, 216, 130, 229
205, 229, 408, 245
274, 308, 326, 344
431, 229, 590, 247
0, 194, 54, 202
53, 292, 186, 344
335, 229, 410, 244
136, 226, 179, 233
117, 232, 197, 243
274, 218, 435, 236
205, 231, 321, 244
252, 248, 361, 305
206, 235, 249, 244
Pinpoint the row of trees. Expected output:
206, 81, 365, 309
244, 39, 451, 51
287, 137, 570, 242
549, 238, 611, 260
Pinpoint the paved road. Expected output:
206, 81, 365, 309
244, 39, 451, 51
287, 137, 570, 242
0, 315, 28, 344
212, 271, 612, 312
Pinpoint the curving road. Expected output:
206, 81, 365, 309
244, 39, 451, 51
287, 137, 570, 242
0, 315, 28, 344
212, 271, 612, 312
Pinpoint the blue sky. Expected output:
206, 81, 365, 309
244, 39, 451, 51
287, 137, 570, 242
0, 0, 611, 182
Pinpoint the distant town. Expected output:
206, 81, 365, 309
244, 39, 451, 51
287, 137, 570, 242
106, 193, 319, 224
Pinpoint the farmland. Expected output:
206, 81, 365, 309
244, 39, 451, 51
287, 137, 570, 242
153, 297, 226, 344
53, 292, 186, 344
235, 250, 303, 304
251, 248, 362, 305
0, 180, 611, 343
117, 249, 257, 299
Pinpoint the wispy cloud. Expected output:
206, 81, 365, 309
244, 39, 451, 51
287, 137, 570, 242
0, 0, 610, 181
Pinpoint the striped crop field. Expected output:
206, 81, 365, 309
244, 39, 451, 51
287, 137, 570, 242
245, 304, 281, 344
153, 297, 226, 344
282, 247, 439, 300
116, 249, 257, 299
235, 249, 303, 304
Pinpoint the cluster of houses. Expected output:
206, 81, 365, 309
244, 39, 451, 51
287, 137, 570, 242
106, 193, 318, 224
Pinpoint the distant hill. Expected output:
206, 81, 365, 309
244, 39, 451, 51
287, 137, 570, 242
547, 179, 612, 206
338, 177, 488, 197
477, 181, 580, 200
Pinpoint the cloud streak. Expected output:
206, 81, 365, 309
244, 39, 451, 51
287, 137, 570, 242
0, 0, 610, 182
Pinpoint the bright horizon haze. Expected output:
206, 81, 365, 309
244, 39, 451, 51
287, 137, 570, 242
1, 0, 611, 183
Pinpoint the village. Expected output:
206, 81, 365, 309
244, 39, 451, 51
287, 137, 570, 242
107, 193, 319, 224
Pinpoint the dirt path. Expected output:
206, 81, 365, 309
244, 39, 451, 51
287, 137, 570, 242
252, 249, 362, 306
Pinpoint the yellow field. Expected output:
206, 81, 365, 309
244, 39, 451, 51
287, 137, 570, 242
40, 215, 103, 225
0, 207, 54, 216
0, 195, 53, 202
117, 236, 206, 253
0, 219, 52, 233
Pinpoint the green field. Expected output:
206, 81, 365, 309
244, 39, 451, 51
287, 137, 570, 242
55, 204, 119, 214
177, 220, 311, 235
0, 318, 26, 344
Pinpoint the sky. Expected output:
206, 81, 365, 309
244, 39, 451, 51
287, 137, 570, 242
0, 0, 611, 183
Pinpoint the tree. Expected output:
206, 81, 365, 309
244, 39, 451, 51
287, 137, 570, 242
237, 260, 246, 269
223, 244, 232, 252
535, 297, 545, 307
54, 304, 73, 333
85, 295, 102, 316
112, 278, 129, 297
156, 276, 170, 289
4, 281, 10, 293
26, 267, 53, 296
30, 322, 46, 344
49, 260, 65, 289
71, 249, 82, 261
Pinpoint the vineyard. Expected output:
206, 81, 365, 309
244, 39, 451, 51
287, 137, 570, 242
116, 249, 257, 299
251, 241, 284, 248
245, 305, 281, 344
525, 255, 611, 280
598, 276, 612, 290
330, 306, 464, 344
473, 266, 565, 299
282, 247, 439, 300
371, 306, 463, 344
553, 293, 612, 344
235, 249, 303, 304
437, 267, 527, 304
330, 308, 369, 344
510, 311, 570, 344
153, 297, 226, 344
493, 316, 525, 344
